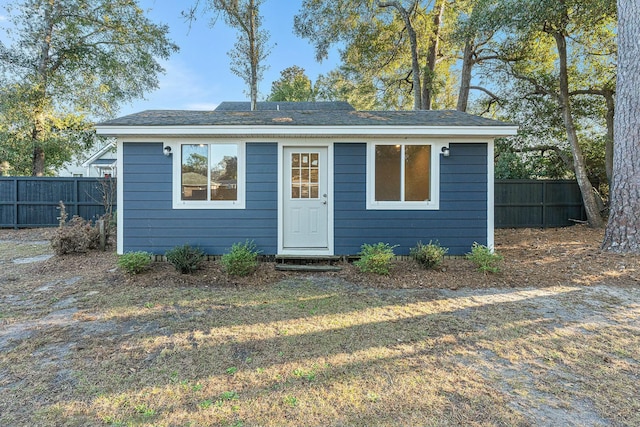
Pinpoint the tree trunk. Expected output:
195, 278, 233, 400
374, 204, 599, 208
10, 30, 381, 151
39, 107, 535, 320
553, 30, 604, 227
422, 0, 445, 110
378, 1, 421, 109
32, 145, 45, 177
603, 89, 614, 186
249, 0, 258, 111
404, 11, 422, 110
457, 39, 474, 112
31, 0, 56, 176
602, 0, 640, 252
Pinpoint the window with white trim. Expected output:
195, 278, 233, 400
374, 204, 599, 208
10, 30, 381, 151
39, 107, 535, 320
173, 142, 245, 209
367, 142, 439, 210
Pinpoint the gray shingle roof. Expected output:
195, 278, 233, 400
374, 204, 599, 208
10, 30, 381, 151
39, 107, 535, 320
99, 107, 515, 128
215, 101, 355, 111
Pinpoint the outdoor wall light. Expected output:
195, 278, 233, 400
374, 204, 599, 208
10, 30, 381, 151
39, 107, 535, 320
163, 146, 172, 157
441, 146, 450, 157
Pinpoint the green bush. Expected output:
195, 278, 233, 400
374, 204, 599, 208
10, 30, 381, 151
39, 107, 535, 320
354, 242, 397, 275
466, 242, 503, 273
220, 240, 260, 276
410, 240, 448, 269
165, 244, 205, 274
117, 251, 152, 274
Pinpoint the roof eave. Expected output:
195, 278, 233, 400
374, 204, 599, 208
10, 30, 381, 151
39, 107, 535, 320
95, 125, 519, 139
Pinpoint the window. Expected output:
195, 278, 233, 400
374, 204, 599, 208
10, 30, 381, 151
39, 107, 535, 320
290, 152, 319, 199
367, 142, 439, 210
173, 142, 245, 209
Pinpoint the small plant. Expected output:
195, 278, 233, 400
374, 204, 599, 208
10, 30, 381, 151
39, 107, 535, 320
283, 395, 298, 407
466, 242, 503, 273
199, 399, 214, 409
410, 240, 448, 269
117, 251, 152, 274
50, 202, 101, 255
133, 404, 155, 419
353, 242, 397, 275
293, 367, 316, 381
226, 367, 238, 375
219, 391, 239, 402
220, 240, 260, 276
165, 244, 205, 274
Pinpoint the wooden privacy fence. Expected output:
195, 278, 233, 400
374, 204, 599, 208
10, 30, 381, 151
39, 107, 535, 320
495, 179, 586, 228
0, 177, 116, 228
1, 177, 584, 229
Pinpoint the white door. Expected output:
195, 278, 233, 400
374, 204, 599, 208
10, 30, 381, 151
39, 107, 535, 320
283, 147, 329, 250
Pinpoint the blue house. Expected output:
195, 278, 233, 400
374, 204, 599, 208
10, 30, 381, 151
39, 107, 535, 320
96, 102, 517, 256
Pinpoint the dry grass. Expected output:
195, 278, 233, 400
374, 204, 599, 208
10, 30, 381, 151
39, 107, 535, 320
0, 227, 639, 426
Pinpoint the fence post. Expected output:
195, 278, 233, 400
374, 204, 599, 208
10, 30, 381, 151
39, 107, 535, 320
541, 181, 547, 228
98, 219, 106, 251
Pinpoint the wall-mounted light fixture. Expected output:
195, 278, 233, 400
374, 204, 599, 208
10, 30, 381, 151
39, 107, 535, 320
163, 146, 172, 157
441, 146, 450, 157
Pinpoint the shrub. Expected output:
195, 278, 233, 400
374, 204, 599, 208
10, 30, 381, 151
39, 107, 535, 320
117, 251, 152, 274
410, 240, 448, 269
466, 242, 503, 273
354, 242, 397, 275
220, 240, 261, 276
50, 202, 100, 255
165, 244, 205, 274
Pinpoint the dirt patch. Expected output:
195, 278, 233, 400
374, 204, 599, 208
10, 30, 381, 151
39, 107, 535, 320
1, 224, 638, 291
0, 226, 639, 426
122, 225, 638, 289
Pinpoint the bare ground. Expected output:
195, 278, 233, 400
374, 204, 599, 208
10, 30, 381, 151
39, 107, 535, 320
0, 226, 638, 426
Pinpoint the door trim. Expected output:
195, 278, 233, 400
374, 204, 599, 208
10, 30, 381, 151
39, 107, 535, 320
278, 141, 334, 256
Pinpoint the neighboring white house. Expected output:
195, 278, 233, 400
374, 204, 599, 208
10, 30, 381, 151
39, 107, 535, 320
57, 141, 117, 177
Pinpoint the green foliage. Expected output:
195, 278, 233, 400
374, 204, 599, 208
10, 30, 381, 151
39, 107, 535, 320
294, 0, 456, 110
220, 240, 261, 277
466, 242, 503, 274
0, 0, 177, 175
117, 252, 152, 275
50, 202, 101, 255
354, 242, 397, 275
267, 66, 316, 101
410, 241, 448, 270
165, 244, 205, 274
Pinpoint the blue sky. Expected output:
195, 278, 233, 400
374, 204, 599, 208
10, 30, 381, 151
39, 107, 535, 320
121, 1, 341, 116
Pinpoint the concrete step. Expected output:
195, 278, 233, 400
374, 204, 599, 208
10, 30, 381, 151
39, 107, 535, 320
274, 263, 342, 272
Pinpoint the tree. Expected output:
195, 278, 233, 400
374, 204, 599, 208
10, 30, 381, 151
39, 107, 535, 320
294, 0, 448, 110
0, 0, 177, 176
267, 66, 315, 102
469, 0, 616, 227
187, 0, 270, 111
602, 0, 640, 253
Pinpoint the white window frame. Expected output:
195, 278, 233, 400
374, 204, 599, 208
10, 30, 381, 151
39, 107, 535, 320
366, 140, 442, 210
171, 140, 246, 210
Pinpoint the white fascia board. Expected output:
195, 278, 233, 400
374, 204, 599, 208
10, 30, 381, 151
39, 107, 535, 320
81, 140, 116, 168
95, 125, 519, 139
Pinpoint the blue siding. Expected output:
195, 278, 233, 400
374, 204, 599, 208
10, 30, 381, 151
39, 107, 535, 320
122, 141, 488, 256
334, 143, 487, 256
122, 142, 277, 254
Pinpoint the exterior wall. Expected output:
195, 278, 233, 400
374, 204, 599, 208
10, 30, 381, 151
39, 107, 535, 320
121, 141, 487, 256
122, 142, 277, 254
334, 143, 488, 256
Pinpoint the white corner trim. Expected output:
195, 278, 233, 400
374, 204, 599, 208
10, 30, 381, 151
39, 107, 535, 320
116, 140, 124, 255
487, 140, 495, 251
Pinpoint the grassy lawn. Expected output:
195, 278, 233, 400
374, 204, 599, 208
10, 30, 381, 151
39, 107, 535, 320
0, 233, 639, 426
2, 279, 639, 426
